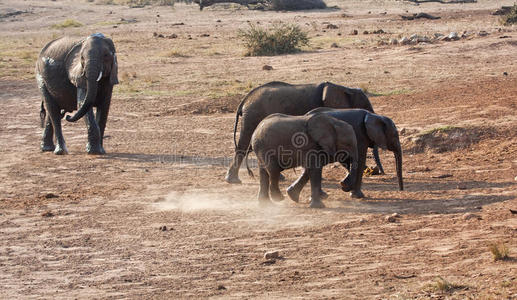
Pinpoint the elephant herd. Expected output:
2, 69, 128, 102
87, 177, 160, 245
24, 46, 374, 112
35, 33, 403, 208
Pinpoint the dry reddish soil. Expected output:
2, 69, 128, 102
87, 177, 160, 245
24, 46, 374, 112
1, 0, 516, 298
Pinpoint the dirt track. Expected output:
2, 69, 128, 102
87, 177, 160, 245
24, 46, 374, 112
1, 0, 516, 298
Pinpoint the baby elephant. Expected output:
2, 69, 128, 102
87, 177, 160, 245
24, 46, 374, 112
246, 113, 358, 208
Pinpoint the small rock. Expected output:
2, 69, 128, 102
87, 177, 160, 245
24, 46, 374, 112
45, 193, 58, 199
457, 183, 467, 190
448, 32, 459, 41
463, 213, 481, 221
200, 33, 210, 37
503, 72, 508, 76
372, 29, 385, 34
330, 42, 339, 48
359, 218, 367, 224
385, 215, 397, 223
478, 30, 488, 37
389, 38, 398, 45
399, 37, 410, 45
391, 213, 401, 218
159, 225, 167, 231
42, 211, 54, 218
363, 30, 369, 35
217, 284, 226, 290
264, 250, 280, 260
167, 33, 178, 39
514, 176, 517, 181
434, 33, 444, 39
216, 19, 221, 22
350, 29, 358, 35
325, 24, 338, 29
262, 65, 273, 71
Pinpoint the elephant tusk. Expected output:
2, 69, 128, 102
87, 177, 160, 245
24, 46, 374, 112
96, 71, 103, 82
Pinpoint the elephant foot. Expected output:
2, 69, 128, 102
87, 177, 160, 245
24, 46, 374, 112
340, 177, 353, 192
225, 172, 242, 184
350, 190, 365, 199
320, 189, 328, 200
54, 145, 68, 155
286, 185, 301, 202
41, 143, 55, 152
270, 191, 284, 202
87, 143, 105, 155
309, 198, 325, 209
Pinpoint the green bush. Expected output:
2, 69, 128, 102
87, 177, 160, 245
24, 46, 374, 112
239, 23, 309, 56
502, 4, 517, 25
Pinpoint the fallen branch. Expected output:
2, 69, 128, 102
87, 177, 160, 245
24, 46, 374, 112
401, 12, 441, 20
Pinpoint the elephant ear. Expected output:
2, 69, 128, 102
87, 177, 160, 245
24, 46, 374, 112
103, 37, 119, 85
365, 113, 388, 149
321, 82, 351, 108
345, 87, 375, 112
110, 52, 119, 85
307, 113, 337, 157
67, 43, 86, 88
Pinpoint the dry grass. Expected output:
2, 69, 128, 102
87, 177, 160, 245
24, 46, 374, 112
50, 19, 83, 29
427, 276, 468, 293
489, 242, 510, 261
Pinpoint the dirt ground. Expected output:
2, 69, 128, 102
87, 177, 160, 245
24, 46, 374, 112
1, 0, 516, 298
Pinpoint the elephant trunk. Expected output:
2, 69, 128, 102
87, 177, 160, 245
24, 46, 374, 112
394, 144, 403, 191
66, 58, 101, 122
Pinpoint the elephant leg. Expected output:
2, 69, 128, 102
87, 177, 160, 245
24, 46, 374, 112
95, 86, 112, 151
225, 122, 255, 184
287, 168, 309, 202
77, 88, 103, 155
41, 113, 54, 152
42, 87, 67, 155
258, 167, 272, 206
287, 168, 327, 202
342, 146, 367, 198
269, 166, 284, 202
372, 146, 385, 174
308, 168, 325, 208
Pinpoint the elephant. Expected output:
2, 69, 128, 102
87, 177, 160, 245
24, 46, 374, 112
287, 108, 403, 201
35, 33, 118, 155
245, 113, 359, 208
226, 81, 383, 184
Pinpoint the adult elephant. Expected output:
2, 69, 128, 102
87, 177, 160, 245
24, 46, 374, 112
36, 33, 118, 155
246, 113, 358, 208
287, 108, 403, 200
226, 81, 382, 184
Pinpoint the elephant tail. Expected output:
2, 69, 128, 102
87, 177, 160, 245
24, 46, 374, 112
245, 144, 254, 179
233, 95, 247, 150
40, 101, 46, 128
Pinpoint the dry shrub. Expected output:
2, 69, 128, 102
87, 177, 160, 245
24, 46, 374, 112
269, 0, 326, 11
502, 4, 517, 25
239, 23, 309, 56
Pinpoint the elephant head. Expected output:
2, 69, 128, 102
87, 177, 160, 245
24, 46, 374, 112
66, 33, 118, 122
307, 113, 359, 191
364, 113, 404, 191
322, 82, 374, 112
